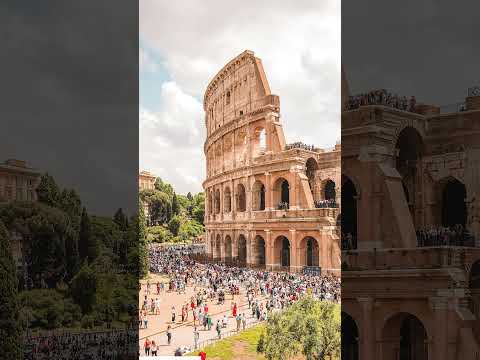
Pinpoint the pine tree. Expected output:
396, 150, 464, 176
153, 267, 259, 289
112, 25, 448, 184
172, 192, 180, 215
114, 208, 128, 231
79, 207, 96, 262
0, 220, 23, 359
36, 173, 60, 207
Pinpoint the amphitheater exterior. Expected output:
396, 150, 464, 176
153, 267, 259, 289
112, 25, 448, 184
202, 50, 340, 274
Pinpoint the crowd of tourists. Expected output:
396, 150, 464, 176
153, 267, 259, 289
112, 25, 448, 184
416, 224, 475, 247
24, 329, 137, 360
346, 89, 417, 112
285, 142, 317, 152
142, 245, 340, 355
277, 201, 290, 210
314, 198, 338, 208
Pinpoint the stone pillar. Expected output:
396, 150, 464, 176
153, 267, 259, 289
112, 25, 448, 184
289, 229, 298, 272
232, 130, 237, 168
220, 183, 224, 221
358, 297, 375, 360
431, 297, 449, 360
246, 232, 252, 266
232, 180, 236, 220
265, 172, 273, 210
265, 113, 274, 153
265, 230, 273, 270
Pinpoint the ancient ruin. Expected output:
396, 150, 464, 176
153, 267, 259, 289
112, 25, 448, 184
341, 69, 480, 359
203, 50, 341, 273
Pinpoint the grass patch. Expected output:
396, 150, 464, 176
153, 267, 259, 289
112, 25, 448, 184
186, 324, 266, 360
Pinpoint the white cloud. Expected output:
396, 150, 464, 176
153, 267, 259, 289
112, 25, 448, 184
139, 47, 158, 73
140, 0, 340, 191
140, 81, 205, 194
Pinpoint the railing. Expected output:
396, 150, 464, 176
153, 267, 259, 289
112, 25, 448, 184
285, 142, 318, 151
252, 208, 339, 220
343, 247, 480, 271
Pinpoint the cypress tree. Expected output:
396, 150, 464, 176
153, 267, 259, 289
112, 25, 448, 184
0, 220, 23, 359
172, 192, 179, 215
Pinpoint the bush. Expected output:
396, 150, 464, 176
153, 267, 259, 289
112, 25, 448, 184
70, 263, 97, 314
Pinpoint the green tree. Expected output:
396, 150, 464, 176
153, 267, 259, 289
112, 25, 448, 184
79, 207, 97, 263
138, 206, 148, 278
0, 220, 23, 359
262, 297, 340, 360
168, 215, 181, 237
154, 178, 174, 198
149, 191, 172, 225
172, 193, 180, 215
70, 263, 97, 314
36, 173, 60, 207
186, 192, 193, 201
113, 208, 128, 231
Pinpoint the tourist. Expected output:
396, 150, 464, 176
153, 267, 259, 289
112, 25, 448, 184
167, 325, 172, 345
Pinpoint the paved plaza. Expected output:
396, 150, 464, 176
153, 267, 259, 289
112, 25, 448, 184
139, 273, 267, 356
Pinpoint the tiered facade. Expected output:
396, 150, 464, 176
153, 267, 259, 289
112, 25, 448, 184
203, 50, 341, 273
342, 69, 480, 359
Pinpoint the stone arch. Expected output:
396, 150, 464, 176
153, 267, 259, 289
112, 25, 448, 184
273, 177, 290, 209
274, 235, 291, 269
438, 176, 467, 228
237, 234, 247, 265
252, 180, 266, 211
299, 236, 320, 267
224, 186, 232, 213
236, 183, 246, 212
224, 235, 233, 261
392, 123, 426, 161
214, 188, 221, 214
323, 179, 336, 202
341, 312, 359, 360
252, 126, 266, 157
342, 174, 358, 249
208, 190, 213, 215
252, 235, 266, 266
381, 312, 428, 360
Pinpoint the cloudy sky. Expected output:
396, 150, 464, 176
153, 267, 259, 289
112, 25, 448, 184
139, 0, 341, 196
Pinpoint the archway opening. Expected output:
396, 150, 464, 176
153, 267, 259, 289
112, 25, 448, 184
215, 235, 222, 260
225, 236, 232, 261
382, 313, 428, 360
274, 236, 290, 268
324, 180, 336, 201
303, 236, 319, 267
236, 184, 246, 212
237, 235, 247, 265
224, 187, 232, 213
342, 175, 357, 250
253, 127, 266, 157
341, 312, 359, 360
252, 180, 266, 211
441, 178, 467, 228
214, 189, 220, 214
273, 178, 290, 209
253, 235, 266, 266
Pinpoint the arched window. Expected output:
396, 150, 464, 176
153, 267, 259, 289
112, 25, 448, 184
305, 158, 319, 198
324, 180, 336, 201
252, 180, 266, 211
342, 175, 357, 250
253, 127, 266, 157
236, 184, 246, 212
214, 189, 220, 214
224, 187, 231, 213
226, 91, 231, 105
273, 178, 289, 209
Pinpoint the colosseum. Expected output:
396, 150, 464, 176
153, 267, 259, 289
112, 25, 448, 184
342, 68, 480, 359
202, 50, 341, 274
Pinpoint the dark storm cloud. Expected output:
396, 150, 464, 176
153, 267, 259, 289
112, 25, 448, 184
0, 1, 138, 215
342, 0, 480, 105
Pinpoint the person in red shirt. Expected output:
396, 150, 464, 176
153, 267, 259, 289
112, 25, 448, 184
199, 351, 207, 360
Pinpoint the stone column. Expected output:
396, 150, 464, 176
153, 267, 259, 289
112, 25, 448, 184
246, 232, 252, 266
358, 297, 375, 360
265, 230, 273, 270
232, 180, 236, 220
431, 297, 449, 360
289, 229, 298, 272
265, 172, 273, 211
220, 183, 224, 221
